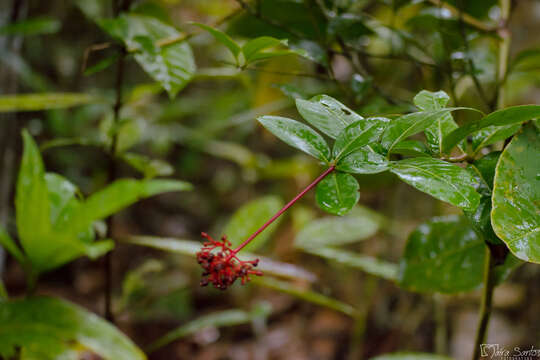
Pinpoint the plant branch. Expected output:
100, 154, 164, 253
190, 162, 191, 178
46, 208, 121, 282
426, 0, 497, 32
230, 166, 335, 256
472, 245, 497, 360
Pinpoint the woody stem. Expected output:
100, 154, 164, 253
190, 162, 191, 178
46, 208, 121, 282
229, 165, 336, 257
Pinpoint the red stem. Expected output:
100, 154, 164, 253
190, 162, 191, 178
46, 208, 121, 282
230, 165, 336, 256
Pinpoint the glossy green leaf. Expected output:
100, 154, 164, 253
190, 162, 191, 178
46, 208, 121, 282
0, 93, 96, 112
192, 22, 241, 59
242, 36, 285, 63
125, 236, 317, 282
369, 353, 453, 360
252, 277, 356, 317
121, 153, 174, 178
295, 207, 382, 249
99, 14, 196, 98
0, 296, 146, 360
391, 140, 430, 157
464, 153, 502, 244
471, 124, 521, 155
413, 90, 458, 154
258, 115, 331, 162
333, 117, 389, 160
296, 95, 363, 138
492, 125, 540, 263
399, 216, 487, 293
390, 157, 480, 211
443, 105, 540, 152
148, 305, 270, 352
315, 172, 359, 216
224, 196, 284, 251
381, 108, 469, 154
16, 131, 51, 266
336, 145, 389, 174
0, 17, 61, 36
306, 247, 398, 281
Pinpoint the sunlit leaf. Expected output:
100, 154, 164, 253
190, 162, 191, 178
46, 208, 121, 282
296, 95, 363, 138
0, 93, 96, 112
390, 157, 480, 211
492, 125, 540, 263
315, 172, 360, 216
224, 196, 284, 251
258, 115, 331, 162
0, 297, 146, 360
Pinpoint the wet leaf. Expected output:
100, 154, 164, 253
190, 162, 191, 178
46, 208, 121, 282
0, 297, 145, 359
336, 145, 389, 174
390, 157, 480, 211
471, 124, 521, 154
443, 105, 540, 152
333, 117, 389, 160
258, 115, 331, 162
224, 196, 284, 251
0, 93, 96, 112
391, 140, 430, 157
315, 172, 360, 216
296, 95, 363, 138
492, 125, 540, 263
413, 90, 458, 154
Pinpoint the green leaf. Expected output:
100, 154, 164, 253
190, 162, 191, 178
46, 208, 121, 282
305, 247, 398, 281
252, 277, 356, 317
125, 236, 317, 282
369, 353, 453, 360
121, 153, 174, 178
16, 131, 51, 267
0, 226, 26, 265
471, 124, 521, 155
511, 47, 540, 70
390, 157, 480, 211
84, 54, 120, 76
336, 145, 389, 174
464, 153, 503, 244
0, 17, 61, 36
381, 108, 469, 154
99, 14, 196, 98
242, 36, 285, 63
443, 105, 540, 153
257, 115, 331, 162
147, 306, 269, 352
0, 296, 146, 360
295, 207, 382, 249
333, 118, 389, 160
192, 22, 241, 59
492, 125, 540, 263
315, 172, 359, 216
0, 93, 96, 112
399, 216, 486, 293
413, 90, 458, 154
63, 179, 192, 236
327, 14, 373, 42
224, 196, 284, 252
391, 140, 430, 157
295, 95, 363, 138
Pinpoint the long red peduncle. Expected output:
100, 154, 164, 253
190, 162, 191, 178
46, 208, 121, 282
229, 165, 336, 257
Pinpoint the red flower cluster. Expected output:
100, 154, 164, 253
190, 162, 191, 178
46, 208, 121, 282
196, 232, 262, 290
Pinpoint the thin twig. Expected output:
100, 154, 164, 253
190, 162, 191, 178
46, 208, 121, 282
426, 0, 497, 32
